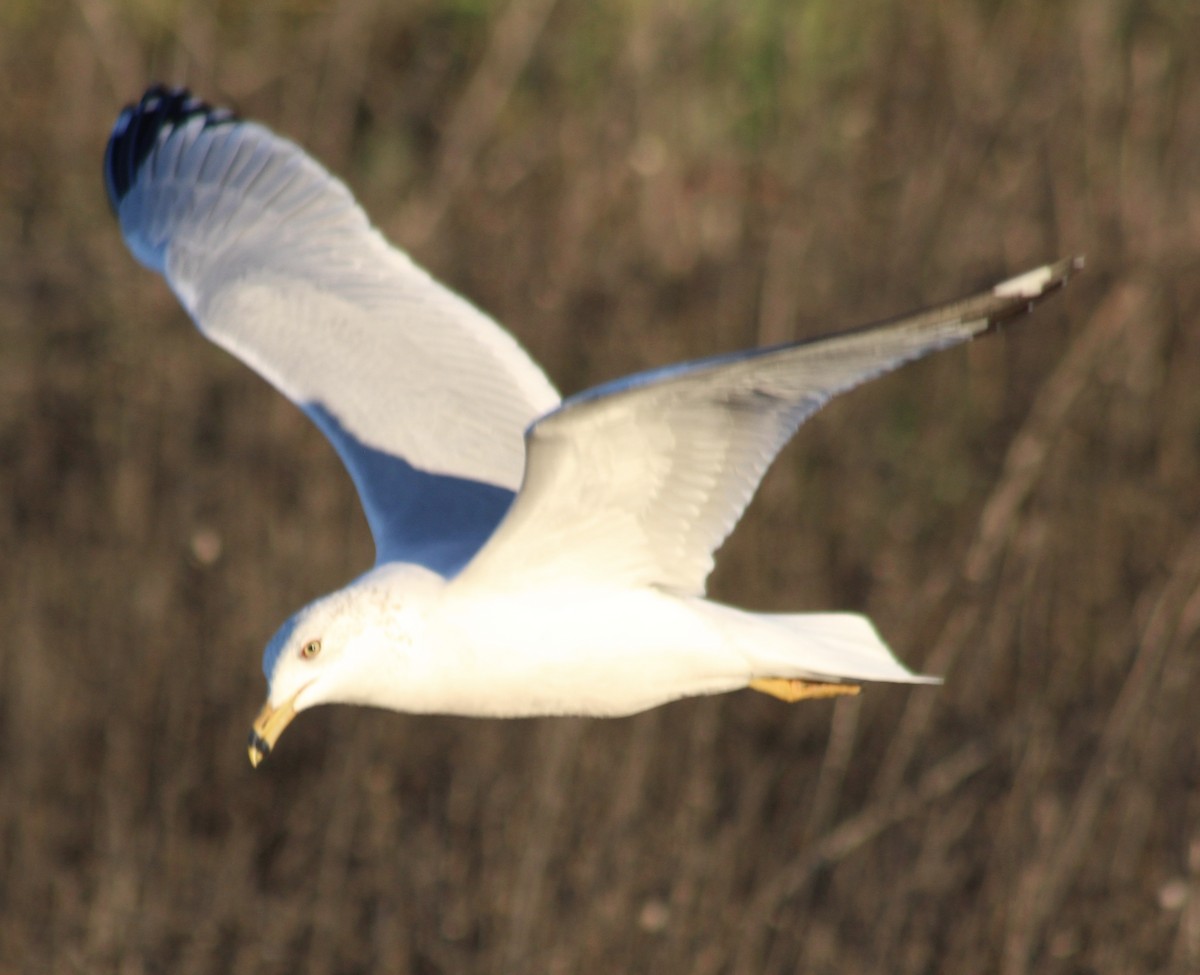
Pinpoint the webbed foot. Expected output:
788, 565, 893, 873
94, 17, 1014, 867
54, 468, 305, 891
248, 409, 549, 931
749, 677, 862, 702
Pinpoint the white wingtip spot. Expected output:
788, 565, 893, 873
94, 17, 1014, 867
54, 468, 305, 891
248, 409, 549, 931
993, 265, 1055, 300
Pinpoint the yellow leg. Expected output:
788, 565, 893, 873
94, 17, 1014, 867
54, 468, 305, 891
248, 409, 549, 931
749, 677, 862, 703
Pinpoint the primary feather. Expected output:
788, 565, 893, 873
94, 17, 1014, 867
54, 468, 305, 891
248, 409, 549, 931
106, 86, 558, 574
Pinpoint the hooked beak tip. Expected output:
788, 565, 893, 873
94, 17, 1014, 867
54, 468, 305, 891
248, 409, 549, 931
247, 731, 270, 768
247, 687, 304, 768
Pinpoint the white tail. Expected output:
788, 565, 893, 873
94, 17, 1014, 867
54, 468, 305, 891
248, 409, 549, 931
717, 607, 940, 685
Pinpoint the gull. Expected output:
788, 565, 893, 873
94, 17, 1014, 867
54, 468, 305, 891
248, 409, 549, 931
104, 86, 1081, 766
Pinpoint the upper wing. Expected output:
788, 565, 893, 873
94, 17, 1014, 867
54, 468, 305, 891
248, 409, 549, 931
453, 258, 1082, 596
105, 86, 560, 575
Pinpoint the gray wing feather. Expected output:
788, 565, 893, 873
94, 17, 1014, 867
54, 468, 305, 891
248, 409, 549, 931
455, 257, 1082, 595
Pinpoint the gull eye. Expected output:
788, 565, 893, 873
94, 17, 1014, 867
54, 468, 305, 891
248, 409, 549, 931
300, 639, 322, 660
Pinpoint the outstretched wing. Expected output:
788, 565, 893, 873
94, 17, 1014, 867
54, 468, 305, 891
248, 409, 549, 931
105, 86, 560, 575
454, 258, 1082, 596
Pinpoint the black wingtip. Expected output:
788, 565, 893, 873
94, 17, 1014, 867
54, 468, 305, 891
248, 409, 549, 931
973, 254, 1086, 336
103, 85, 237, 213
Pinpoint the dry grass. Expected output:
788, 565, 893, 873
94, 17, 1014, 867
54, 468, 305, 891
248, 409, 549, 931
2, 0, 1199, 972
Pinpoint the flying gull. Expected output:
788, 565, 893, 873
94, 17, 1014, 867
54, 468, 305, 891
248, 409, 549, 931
103, 86, 1082, 765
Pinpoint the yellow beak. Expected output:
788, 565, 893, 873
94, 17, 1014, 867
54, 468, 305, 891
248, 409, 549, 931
247, 687, 304, 767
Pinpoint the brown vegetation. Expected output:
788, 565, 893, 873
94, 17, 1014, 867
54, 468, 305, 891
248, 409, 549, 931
2, 1, 1199, 972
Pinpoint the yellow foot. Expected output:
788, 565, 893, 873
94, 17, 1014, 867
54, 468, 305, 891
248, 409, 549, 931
749, 677, 862, 703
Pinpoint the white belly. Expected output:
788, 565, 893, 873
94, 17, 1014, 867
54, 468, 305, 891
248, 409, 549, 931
420, 586, 751, 717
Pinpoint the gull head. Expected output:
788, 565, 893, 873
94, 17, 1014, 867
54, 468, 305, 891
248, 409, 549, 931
247, 565, 441, 766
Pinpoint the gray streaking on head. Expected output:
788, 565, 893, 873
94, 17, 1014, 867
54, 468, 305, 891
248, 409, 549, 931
104, 86, 1083, 766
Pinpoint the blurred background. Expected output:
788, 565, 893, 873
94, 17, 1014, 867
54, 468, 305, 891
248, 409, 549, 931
1, 0, 1198, 972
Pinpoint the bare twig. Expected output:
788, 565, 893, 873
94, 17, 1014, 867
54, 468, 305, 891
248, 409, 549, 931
870, 279, 1136, 802
1002, 521, 1200, 975
745, 740, 992, 931
502, 719, 582, 970
400, 0, 561, 244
